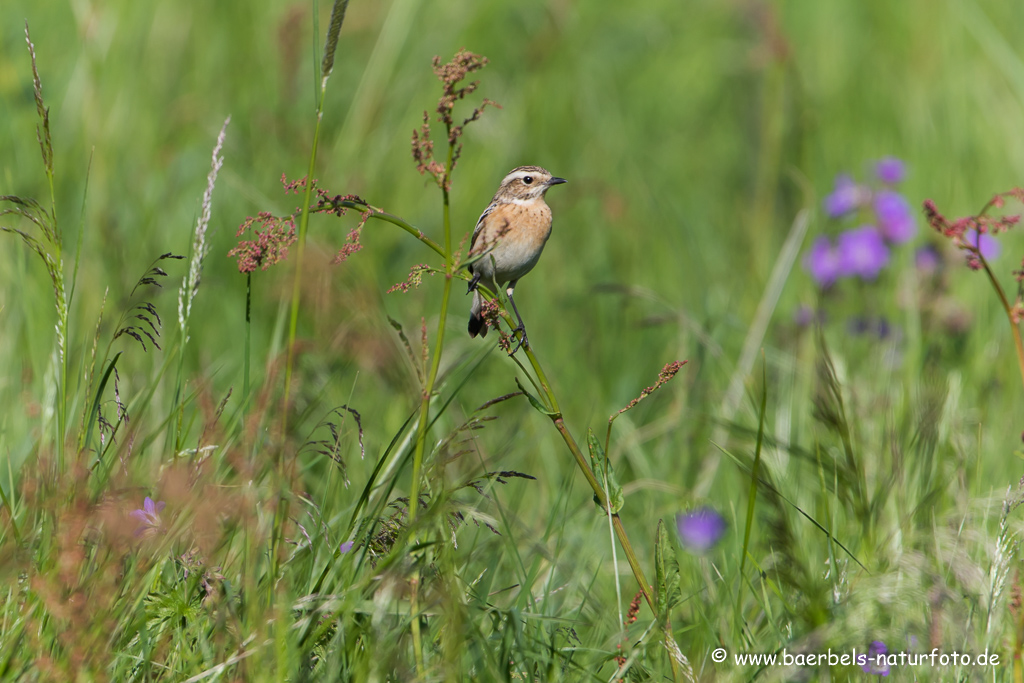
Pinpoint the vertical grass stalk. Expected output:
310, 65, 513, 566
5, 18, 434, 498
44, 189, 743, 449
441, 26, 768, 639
406, 123, 457, 678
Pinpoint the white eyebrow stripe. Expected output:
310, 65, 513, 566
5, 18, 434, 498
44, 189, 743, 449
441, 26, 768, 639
502, 170, 541, 184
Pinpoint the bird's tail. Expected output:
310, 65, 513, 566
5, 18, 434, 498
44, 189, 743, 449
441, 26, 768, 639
468, 290, 488, 338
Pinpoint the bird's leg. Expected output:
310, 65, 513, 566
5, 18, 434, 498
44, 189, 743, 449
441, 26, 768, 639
467, 270, 482, 293
505, 281, 529, 355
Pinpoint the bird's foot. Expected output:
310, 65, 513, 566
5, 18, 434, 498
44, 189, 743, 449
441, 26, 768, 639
507, 325, 529, 355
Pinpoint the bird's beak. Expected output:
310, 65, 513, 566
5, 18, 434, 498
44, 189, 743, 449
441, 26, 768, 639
548, 177, 567, 186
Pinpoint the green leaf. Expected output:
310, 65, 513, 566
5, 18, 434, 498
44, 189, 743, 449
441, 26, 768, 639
84, 352, 122, 464
587, 428, 624, 514
515, 377, 557, 416
654, 519, 682, 620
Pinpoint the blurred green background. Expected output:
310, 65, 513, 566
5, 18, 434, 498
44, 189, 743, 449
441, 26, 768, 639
4, 0, 1024, 624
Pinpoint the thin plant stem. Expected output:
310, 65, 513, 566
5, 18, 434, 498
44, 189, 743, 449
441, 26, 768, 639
967, 196, 1024, 393
406, 120, 457, 678
517, 340, 657, 613
283, 119, 323, 433
244, 272, 252, 408
976, 255, 1024, 392
274, 0, 348, 609
318, 198, 446, 258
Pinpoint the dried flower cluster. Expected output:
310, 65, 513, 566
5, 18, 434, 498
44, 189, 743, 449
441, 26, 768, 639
476, 297, 502, 340
411, 112, 444, 182
411, 49, 500, 191
923, 189, 1023, 271
613, 591, 645, 676
229, 175, 372, 273
611, 360, 688, 420
229, 211, 298, 273
386, 263, 433, 293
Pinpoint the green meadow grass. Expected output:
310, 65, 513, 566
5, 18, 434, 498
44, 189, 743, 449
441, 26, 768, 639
3, 0, 1024, 680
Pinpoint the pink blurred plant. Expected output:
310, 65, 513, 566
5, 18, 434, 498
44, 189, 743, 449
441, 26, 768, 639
923, 189, 1024, 389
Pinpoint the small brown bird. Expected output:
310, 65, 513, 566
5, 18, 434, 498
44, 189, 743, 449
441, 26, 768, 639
467, 165, 567, 352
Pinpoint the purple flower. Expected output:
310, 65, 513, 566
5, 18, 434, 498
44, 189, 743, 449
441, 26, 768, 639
803, 236, 843, 287
964, 229, 1000, 261
875, 157, 905, 184
340, 540, 354, 553
837, 227, 889, 279
873, 191, 916, 243
130, 497, 165, 537
915, 245, 941, 273
848, 316, 892, 339
676, 507, 726, 553
824, 174, 866, 218
794, 304, 816, 327
861, 640, 891, 676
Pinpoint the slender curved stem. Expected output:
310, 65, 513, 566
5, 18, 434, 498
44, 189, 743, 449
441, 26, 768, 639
970, 198, 1024, 393
977, 256, 1024, 392
486, 313, 658, 614
283, 114, 326, 433
324, 200, 446, 259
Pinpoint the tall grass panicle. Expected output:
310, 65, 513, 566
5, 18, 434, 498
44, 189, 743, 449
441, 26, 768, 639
178, 117, 230, 340
2, 24, 69, 475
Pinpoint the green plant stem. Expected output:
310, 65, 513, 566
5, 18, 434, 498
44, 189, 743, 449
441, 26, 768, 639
244, 272, 252, 408
518, 341, 656, 614
45, 144, 66, 480
273, 31, 331, 615
970, 195, 1024, 393
283, 107, 328, 435
737, 356, 767, 617
48, 192, 67, 480
977, 256, 1024, 392
405, 129, 457, 678
406, 257, 451, 513
325, 200, 446, 259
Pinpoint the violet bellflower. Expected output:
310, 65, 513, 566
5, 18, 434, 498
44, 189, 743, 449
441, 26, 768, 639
803, 236, 843, 287
824, 174, 866, 218
873, 190, 916, 243
838, 226, 889, 280
875, 157, 905, 184
861, 640, 891, 676
131, 497, 165, 537
807, 157, 916, 289
676, 507, 727, 553
914, 245, 941, 273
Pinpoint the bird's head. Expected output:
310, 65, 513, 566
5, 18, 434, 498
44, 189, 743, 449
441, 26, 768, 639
497, 165, 567, 201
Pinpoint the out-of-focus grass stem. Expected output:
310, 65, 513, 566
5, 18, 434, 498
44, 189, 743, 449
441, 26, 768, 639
272, 0, 349, 611
406, 122, 457, 678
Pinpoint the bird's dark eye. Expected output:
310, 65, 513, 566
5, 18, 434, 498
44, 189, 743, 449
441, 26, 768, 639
522, 176, 533, 185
